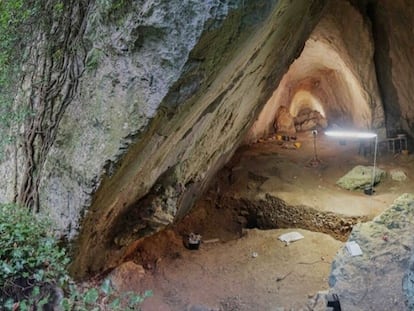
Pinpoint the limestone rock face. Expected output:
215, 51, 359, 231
336, 165, 385, 191
363, 0, 414, 136
0, 0, 238, 237
4, 0, 414, 281
41, 0, 239, 239
329, 194, 414, 310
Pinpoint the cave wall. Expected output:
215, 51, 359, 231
363, 0, 414, 137
245, 0, 385, 143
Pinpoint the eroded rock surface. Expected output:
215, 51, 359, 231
2, 0, 414, 283
0, 0, 329, 278
360, 0, 414, 136
329, 193, 414, 310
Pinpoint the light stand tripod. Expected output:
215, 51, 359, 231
308, 130, 322, 167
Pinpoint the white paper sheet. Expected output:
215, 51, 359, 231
278, 232, 304, 245
345, 241, 363, 256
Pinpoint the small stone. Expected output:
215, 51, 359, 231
237, 215, 247, 225
390, 169, 407, 181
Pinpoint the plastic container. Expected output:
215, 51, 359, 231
364, 186, 374, 195
187, 241, 201, 250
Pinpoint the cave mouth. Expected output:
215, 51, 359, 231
116, 3, 387, 269
217, 8, 388, 240
69, 0, 392, 284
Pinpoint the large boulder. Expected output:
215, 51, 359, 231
294, 108, 328, 131
329, 193, 414, 310
336, 165, 386, 190
274, 106, 296, 134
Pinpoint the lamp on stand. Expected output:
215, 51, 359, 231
325, 130, 378, 195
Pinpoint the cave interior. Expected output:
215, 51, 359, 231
69, 1, 414, 309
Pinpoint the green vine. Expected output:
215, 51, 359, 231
1, 0, 92, 211
0, 0, 37, 156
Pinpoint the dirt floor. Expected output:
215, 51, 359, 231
118, 132, 414, 311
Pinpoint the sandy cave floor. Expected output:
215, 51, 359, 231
119, 132, 414, 311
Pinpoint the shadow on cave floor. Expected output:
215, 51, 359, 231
120, 132, 414, 310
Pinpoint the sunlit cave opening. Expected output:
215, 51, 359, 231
112, 8, 412, 311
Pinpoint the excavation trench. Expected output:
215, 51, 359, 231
219, 194, 367, 242
126, 181, 368, 271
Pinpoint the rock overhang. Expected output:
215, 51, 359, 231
70, 0, 330, 278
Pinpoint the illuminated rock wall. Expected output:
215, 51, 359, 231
245, 1, 385, 143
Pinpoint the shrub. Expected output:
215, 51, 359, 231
0, 204, 67, 308
0, 204, 151, 310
